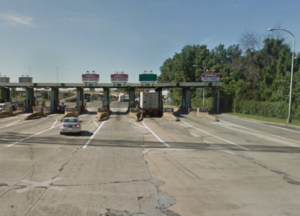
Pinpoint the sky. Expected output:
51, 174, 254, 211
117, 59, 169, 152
0, 0, 299, 83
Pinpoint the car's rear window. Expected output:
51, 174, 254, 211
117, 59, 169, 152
63, 118, 79, 123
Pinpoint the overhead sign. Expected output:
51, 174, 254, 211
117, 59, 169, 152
19, 77, 33, 83
82, 74, 99, 83
111, 74, 128, 82
139, 74, 157, 82
0, 77, 10, 83
201, 73, 220, 82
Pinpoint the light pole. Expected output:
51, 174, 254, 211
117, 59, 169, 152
268, 28, 295, 123
193, 64, 206, 107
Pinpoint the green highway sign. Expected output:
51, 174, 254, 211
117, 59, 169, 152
117, 84, 121, 87
61, 83, 65, 87
145, 83, 150, 87
89, 83, 93, 87
139, 74, 157, 82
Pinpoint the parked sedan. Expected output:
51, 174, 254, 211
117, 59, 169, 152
60, 117, 81, 135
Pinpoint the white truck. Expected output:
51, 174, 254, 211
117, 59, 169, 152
139, 92, 163, 117
118, 93, 125, 102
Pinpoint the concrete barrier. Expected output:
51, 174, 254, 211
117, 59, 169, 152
13, 106, 25, 115
95, 108, 109, 121
60, 108, 77, 121
128, 108, 143, 121
43, 107, 52, 116
162, 108, 180, 121
25, 107, 44, 120
0, 105, 13, 118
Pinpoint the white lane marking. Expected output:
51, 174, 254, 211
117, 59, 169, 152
129, 120, 146, 128
83, 121, 106, 149
142, 121, 170, 147
51, 119, 57, 128
181, 121, 249, 151
220, 120, 300, 145
0, 120, 20, 129
7, 125, 60, 147
93, 120, 98, 127
222, 115, 300, 133
17, 178, 63, 193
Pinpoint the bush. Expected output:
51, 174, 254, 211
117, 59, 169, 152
233, 99, 300, 120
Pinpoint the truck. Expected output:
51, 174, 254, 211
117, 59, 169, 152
139, 92, 163, 117
119, 93, 125, 102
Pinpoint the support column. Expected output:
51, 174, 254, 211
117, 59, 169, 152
102, 87, 110, 109
128, 87, 136, 108
0, 87, 10, 103
50, 88, 59, 112
181, 87, 191, 113
25, 87, 35, 112
155, 87, 163, 110
217, 90, 220, 113
76, 87, 83, 109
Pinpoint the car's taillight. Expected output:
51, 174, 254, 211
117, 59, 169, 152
143, 110, 146, 113
57, 106, 60, 110
61, 124, 66, 127
75, 124, 80, 128
155, 111, 158, 113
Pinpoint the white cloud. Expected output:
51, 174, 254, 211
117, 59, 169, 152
1, 12, 33, 26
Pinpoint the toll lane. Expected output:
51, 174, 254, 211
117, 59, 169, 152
1, 103, 300, 216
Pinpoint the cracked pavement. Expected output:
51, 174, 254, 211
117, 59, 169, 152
1, 101, 300, 215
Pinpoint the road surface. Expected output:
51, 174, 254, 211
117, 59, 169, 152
0, 101, 300, 216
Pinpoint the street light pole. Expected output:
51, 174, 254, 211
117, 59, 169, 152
268, 28, 295, 123
193, 65, 206, 107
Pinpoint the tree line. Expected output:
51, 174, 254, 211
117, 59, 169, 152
158, 34, 300, 113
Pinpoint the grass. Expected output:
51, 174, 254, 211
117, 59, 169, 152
226, 113, 300, 126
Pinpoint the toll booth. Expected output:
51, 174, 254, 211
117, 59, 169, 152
129, 87, 136, 108
0, 87, 10, 103
25, 87, 35, 112
50, 88, 59, 112
102, 87, 110, 110
180, 87, 191, 113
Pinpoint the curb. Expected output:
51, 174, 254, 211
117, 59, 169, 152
220, 113, 300, 129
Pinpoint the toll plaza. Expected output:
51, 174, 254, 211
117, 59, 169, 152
0, 82, 223, 114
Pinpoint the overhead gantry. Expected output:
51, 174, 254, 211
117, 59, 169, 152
0, 82, 223, 113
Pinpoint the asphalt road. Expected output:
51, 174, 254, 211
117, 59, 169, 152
0, 101, 300, 216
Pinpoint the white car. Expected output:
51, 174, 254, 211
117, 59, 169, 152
60, 117, 82, 135
0, 104, 4, 112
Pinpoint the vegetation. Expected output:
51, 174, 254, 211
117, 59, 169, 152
158, 31, 300, 119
